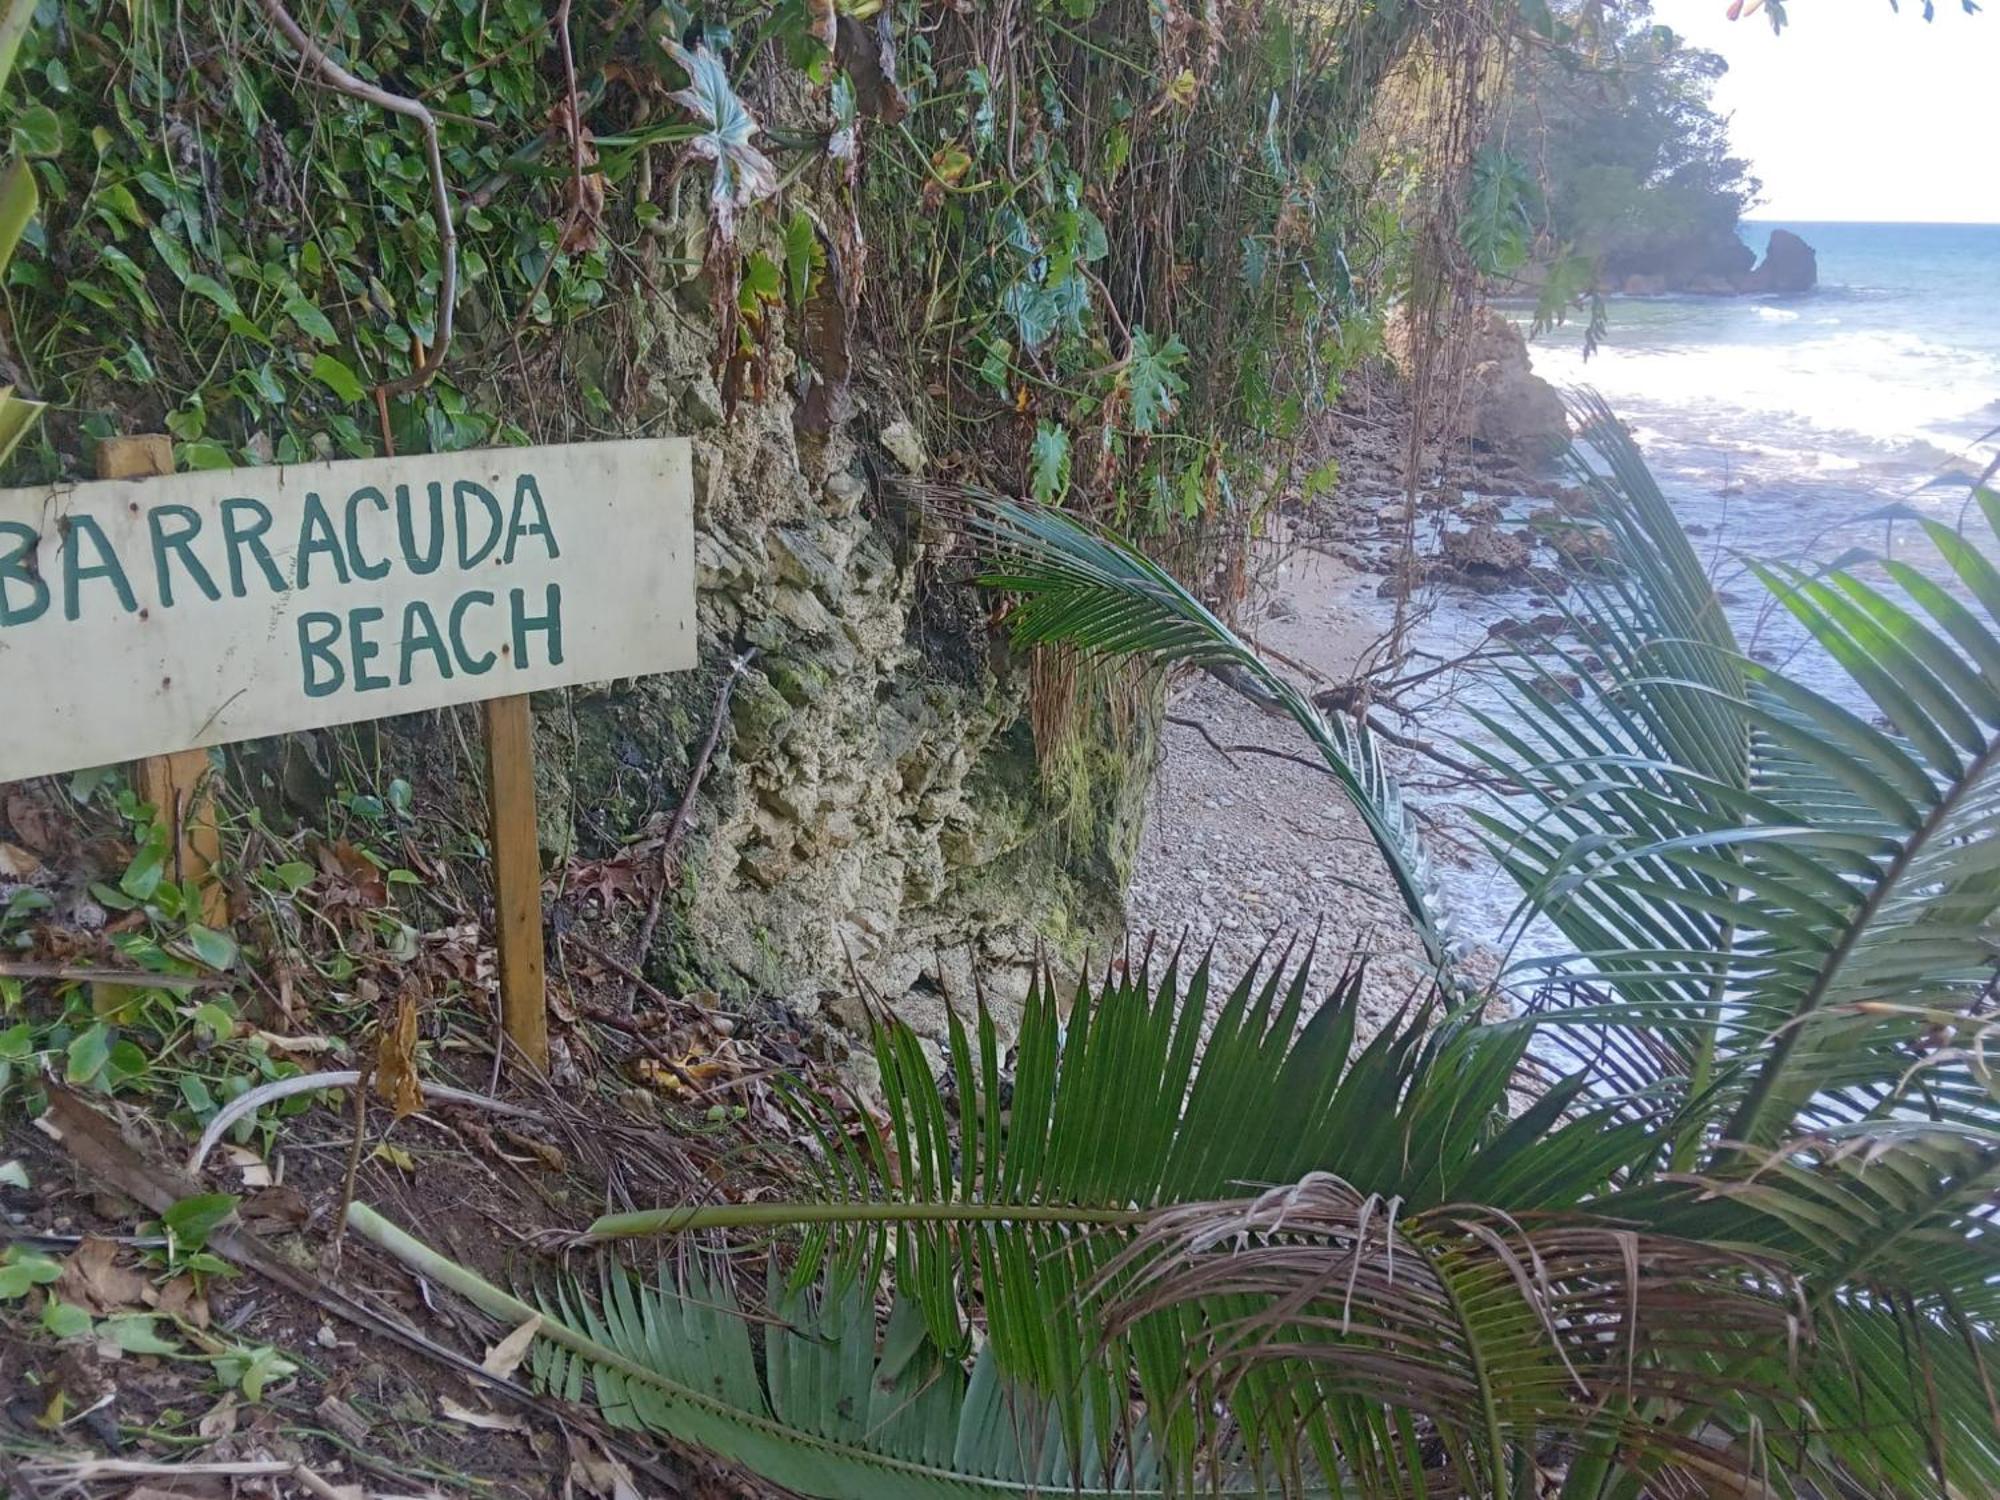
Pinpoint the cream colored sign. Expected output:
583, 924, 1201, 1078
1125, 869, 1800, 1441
0, 439, 695, 781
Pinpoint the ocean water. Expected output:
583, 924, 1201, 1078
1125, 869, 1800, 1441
1529, 220, 2000, 545
1368, 222, 2000, 962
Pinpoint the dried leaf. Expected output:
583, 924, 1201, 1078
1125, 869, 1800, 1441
439, 1394, 529, 1434
0, 839, 39, 877
375, 995, 423, 1119
371, 1142, 417, 1173
56, 1236, 150, 1315
149, 1273, 211, 1330
5, 791, 61, 852
197, 1392, 239, 1438
219, 1142, 273, 1188
836, 12, 907, 123
481, 1312, 543, 1378
240, 1184, 311, 1231
549, 100, 606, 255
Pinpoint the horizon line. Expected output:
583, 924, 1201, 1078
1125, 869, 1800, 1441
1741, 215, 2000, 227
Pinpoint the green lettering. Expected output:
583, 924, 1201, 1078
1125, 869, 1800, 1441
62, 513, 138, 621
220, 498, 286, 598
396, 482, 445, 575
397, 599, 455, 686
510, 583, 564, 669
502, 473, 560, 564
146, 504, 220, 608
0, 521, 48, 626
448, 589, 497, 674
347, 606, 389, 691
298, 611, 344, 698
453, 481, 502, 569
345, 487, 392, 582
295, 492, 349, 588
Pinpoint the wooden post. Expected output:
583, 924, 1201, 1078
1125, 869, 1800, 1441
98, 436, 226, 924
482, 694, 548, 1072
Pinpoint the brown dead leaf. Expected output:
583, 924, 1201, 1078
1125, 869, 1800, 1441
0, 839, 40, 878
197, 1391, 239, 1438
374, 995, 423, 1119
5, 791, 62, 853
566, 1431, 641, 1500
550, 100, 606, 255
318, 839, 388, 910
439, 1394, 530, 1434
481, 1312, 543, 1379
569, 853, 649, 911
218, 1142, 273, 1188
497, 1127, 568, 1173
147, 1273, 211, 1331
56, 1237, 150, 1315
240, 1184, 311, 1232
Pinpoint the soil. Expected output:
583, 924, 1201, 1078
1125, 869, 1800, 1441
0, 992, 809, 1499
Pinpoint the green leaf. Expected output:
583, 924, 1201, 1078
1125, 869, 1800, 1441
184, 924, 238, 973
0, 0, 34, 90
64, 1023, 111, 1086
1030, 422, 1070, 505
0, 154, 37, 273
0, 1247, 60, 1299
270, 860, 315, 894
184, 273, 241, 318
121, 829, 168, 900
311, 353, 367, 403
739, 250, 782, 313
214, 1343, 294, 1402
41, 1300, 92, 1339
783, 210, 819, 306
161, 1192, 238, 1251
1126, 329, 1189, 434
285, 295, 337, 344
99, 1314, 181, 1355
9, 103, 60, 157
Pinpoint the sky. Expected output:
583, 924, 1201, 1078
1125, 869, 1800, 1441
1650, 0, 2000, 223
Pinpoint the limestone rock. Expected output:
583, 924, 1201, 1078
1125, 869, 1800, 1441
1741, 228, 1817, 296
879, 419, 927, 474
1461, 311, 1566, 458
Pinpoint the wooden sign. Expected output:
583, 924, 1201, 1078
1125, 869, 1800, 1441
0, 439, 695, 780
1, 437, 698, 1074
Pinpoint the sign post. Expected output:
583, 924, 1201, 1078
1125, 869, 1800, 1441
96, 435, 225, 924
483, 693, 548, 1070
0, 438, 697, 1075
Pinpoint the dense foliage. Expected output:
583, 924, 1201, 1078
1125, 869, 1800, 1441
0, 0, 1473, 542
1486, 1, 1758, 289
357, 414, 2000, 1498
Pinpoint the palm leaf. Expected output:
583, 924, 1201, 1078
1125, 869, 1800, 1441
949, 488, 1452, 970
1481, 399, 2000, 1157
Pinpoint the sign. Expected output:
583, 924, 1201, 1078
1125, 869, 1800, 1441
0, 439, 695, 781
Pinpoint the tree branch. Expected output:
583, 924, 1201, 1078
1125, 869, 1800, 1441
256, 0, 457, 395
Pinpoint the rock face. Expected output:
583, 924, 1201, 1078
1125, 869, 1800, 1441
520, 298, 1142, 1047
1599, 227, 1817, 297
1741, 228, 1818, 295
1460, 310, 1568, 458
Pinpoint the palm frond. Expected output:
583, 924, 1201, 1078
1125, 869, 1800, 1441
950, 489, 1453, 970
1095, 1174, 1828, 1500
1482, 399, 2000, 1155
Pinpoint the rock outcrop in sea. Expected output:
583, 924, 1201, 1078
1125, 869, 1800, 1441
1606, 227, 1818, 297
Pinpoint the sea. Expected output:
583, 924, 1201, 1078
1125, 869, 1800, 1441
1358, 220, 2000, 964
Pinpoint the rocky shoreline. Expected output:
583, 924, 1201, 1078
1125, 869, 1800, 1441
1123, 310, 1575, 1024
